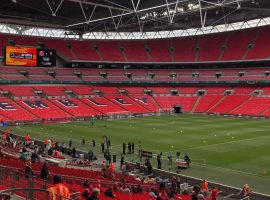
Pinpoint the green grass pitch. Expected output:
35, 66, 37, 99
8, 114, 270, 195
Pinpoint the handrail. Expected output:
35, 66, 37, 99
0, 188, 77, 200
0, 163, 158, 190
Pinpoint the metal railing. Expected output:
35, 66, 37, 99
0, 166, 81, 200
0, 188, 79, 200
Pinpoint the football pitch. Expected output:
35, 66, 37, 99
9, 114, 270, 195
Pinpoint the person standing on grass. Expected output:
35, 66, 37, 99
122, 142, 126, 154
101, 143, 104, 153
120, 154, 124, 169
82, 137, 85, 145
157, 153, 162, 169
131, 142, 134, 154
128, 142, 131, 154
92, 139, 96, 148
69, 139, 72, 148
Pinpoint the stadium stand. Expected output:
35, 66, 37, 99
0, 97, 37, 121
70, 40, 100, 61
197, 33, 227, 61
146, 40, 172, 62
96, 41, 125, 62
16, 99, 72, 119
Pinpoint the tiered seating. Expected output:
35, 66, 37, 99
81, 97, 127, 114
105, 95, 149, 113
129, 94, 159, 112
16, 99, 72, 119
233, 87, 254, 94
147, 40, 171, 62
194, 95, 223, 113
50, 98, 101, 117
33, 86, 66, 96
246, 27, 270, 60
205, 87, 227, 94
24, 68, 55, 81
177, 87, 198, 94
0, 85, 36, 96
1, 26, 270, 63
8, 35, 38, 46
0, 66, 268, 83
221, 29, 257, 60
198, 34, 226, 61
92, 86, 119, 94
121, 41, 148, 62
230, 97, 270, 116
96, 41, 124, 61
0, 156, 161, 200
261, 87, 270, 95
120, 87, 145, 94
71, 40, 100, 60
40, 38, 74, 60
0, 97, 37, 121
153, 96, 197, 112
208, 95, 250, 114
172, 37, 196, 62
63, 85, 93, 95
147, 87, 171, 94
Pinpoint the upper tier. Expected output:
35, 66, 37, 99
0, 26, 270, 63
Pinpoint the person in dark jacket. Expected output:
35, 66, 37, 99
86, 190, 99, 200
104, 187, 115, 198
40, 162, 49, 180
25, 161, 33, 178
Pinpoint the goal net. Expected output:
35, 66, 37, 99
107, 111, 132, 120
156, 108, 175, 116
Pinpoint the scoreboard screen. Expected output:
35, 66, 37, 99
5, 46, 37, 67
37, 49, 56, 67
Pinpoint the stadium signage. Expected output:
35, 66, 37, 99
5, 46, 56, 67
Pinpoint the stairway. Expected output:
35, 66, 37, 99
48, 99, 75, 116
218, 33, 231, 61
126, 95, 151, 112
149, 95, 162, 111
77, 98, 104, 115
242, 30, 261, 60
92, 41, 103, 61
191, 96, 201, 113
228, 96, 253, 113
11, 99, 40, 119
206, 95, 226, 113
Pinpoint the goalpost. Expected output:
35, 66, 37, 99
156, 108, 175, 116
107, 111, 132, 120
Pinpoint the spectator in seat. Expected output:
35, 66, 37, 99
192, 183, 201, 200
201, 180, 208, 196
109, 162, 115, 173
197, 193, 205, 200
82, 188, 90, 199
40, 162, 49, 181
25, 161, 33, 178
104, 187, 115, 198
210, 187, 218, 200
149, 188, 157, 199
47, 175, 70, 200
20, 149, 28, 161
240, 184, 252, 198
87, 189, 99, 200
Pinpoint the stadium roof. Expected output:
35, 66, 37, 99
0, 0, 270, 35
